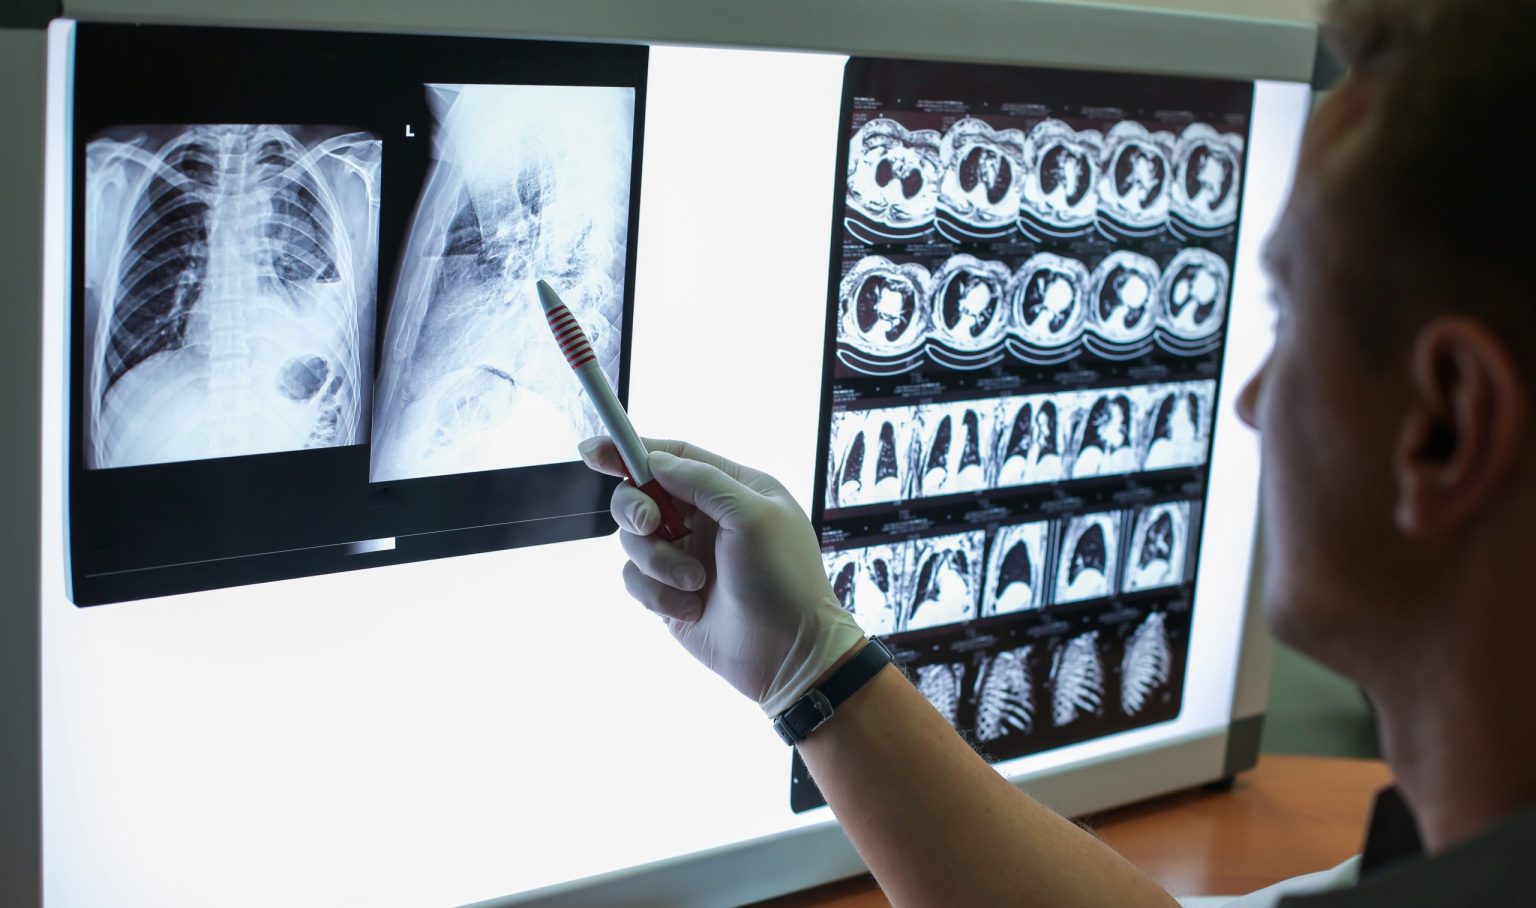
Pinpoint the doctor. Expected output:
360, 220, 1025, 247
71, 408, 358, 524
580, 0, 1536, 903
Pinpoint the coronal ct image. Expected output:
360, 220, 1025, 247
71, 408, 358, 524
1068, 389, 1139, 478
1139, 380, 1215, 470
906, 531, 984, 631
993, 394, 1066, 486
826, 544, 905, 635
1158, 247, 1229, 341
1172, 124, 1244, 231
838, 256, 931, 357
1020, 119, 1101, 235
915, 662, 967, 725
974, 646, 1035, 741
845, 118, 942, 240
1055, 511, 1122, 605
914, 401, 993, 497
1097, 121, 1173, 232
936, 118, 1025, 240
930, 255, 1011, 353
981, 521, 1050, 615
83, 124, 381, 469
1010, 253, 1090, 350
371, 84, 634, 482
1123, 502, 1192, 592
1050, 632, 1106, 727
1088, 251, 1160, 345
826, 406, 913, 509
1120, 611, 1173, 715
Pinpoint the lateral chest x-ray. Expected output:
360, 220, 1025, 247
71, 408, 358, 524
372, 84, 634, 481
67, 25, 645, 606
800, 56, 1242, 804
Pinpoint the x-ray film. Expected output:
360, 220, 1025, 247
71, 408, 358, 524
1120, 612, 1173, 715
845, 118, 942, 243
1019, 119, 1101, 238
915, 662, 967, 725
825, 543, 906, 635
1171, 124, 1244, 233
929, 255, 1011, 360
981, 521, 1049, 615
838, 256, 931, 363
974, 646, 1035, 741
1123, 502, 1191, 592
371, 84, 634, 482
1066, 389, 1140, 479
992, 393, 1067, 487
1087, 251, 1160, 350
1138, 380, 1215, 470
905, 531, 984, 631
1010, 252, 1090, 355
1096, 121, 1174, 236
1157, 247, 1228, 346
1054, 512, 1122, 605
826, 406, 915, 509
1050, 632, 1106, 726
936, 118, 1025, 242
914, 401, 994, 498
83, 124, 381, 469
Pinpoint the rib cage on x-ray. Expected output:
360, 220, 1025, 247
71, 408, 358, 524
371, 84, 634, 481
1120, 612, 1173, 715
83, 124, 381, 469
915, 663, 967, 725
1050, 632, 1105, 727
845, 118, 942, 242
975, 646, 1034, 741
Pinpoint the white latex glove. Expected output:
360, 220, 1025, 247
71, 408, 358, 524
578, 436, 867, 718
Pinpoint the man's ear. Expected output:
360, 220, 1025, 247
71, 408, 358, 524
1394, 317, 1526, 535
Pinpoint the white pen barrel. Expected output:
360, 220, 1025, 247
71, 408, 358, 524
575, 362, 652, 485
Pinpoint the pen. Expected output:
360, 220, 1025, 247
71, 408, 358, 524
536, 280, 691, 542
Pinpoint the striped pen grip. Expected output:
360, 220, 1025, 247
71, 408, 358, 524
544, 303, 597, 370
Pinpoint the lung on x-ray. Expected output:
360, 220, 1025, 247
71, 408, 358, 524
1138, 380, 1215, 470
844, 118, 942, 243
1096, 121, 1173, 235
1067, 390, 1139, 479
1122, 501, 1192, 592
1171, 123, 1244, 232
1010, 252, 1090, 352
1019, 119, 1101, 237
981, 520, 1050, 615
914, 401, 994, 498
1088, 251, 1160, 348
371, 84, 634, 482
1054, 512, 1122, 605
838, 255, 931, 359
1157, 247, 1228, 343
825, 543, 906, 635
905, 531, 985, 631
935, 118, 1025, 241
826, 406, 915, 509
82, 124, 381, 469
992, 393, 1066, 487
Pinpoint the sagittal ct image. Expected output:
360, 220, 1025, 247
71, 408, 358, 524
1120, 612, 1173, 715
915, 662, 967, 725
826, 543, 905, 635
372, 84, 634, 481
1122, 502, 1192, 592
1055, 512, 1123, 605
906, 532, 985, 631
83, 125, 381, 469
981, 521, 1049, 615
974, 646, 1035, 741
1050, 632, 1106, 727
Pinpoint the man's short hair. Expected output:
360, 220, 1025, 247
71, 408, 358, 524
1321, 0, 1536, 364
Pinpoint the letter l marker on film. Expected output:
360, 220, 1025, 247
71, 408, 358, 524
536, 280, 690, 542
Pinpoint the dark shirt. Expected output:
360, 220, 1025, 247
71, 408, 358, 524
1281, 788, 1536, 906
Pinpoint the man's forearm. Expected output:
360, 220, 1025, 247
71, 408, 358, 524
797, 663, 1178, 908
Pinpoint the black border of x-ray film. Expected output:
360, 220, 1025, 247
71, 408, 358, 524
66, 24, 648, 606
798, 56, 1253, 812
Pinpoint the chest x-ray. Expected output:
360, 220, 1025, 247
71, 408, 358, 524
1157, 247, 1228, 343
1050, 632, 1106, 726
1010, 253, 1090, 353
1088, 251, 1159, 347
930, 255, 1010, 355
1097, 122, 1173, 234
1068, 390, 1139, 479
83, 124, 381, 469
974, 646, 1035, 741
826, 406, 915, 509
1120, 611, 1173, 715
914, 401, 994, 498
826, 544, 905, 635
906, 531, 985, 632
1122, 502, 1191, 592
1139, 380, 1214, 470
1055, 511, 1123, 605
915, 662, 967, 725
371, 84, 634, 481
838, 256, 931, 360
981, 520, 1049, 615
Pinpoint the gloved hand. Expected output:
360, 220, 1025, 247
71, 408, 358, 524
578, 437, 867, 718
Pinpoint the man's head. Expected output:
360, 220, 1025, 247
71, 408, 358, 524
1238, 0, 1536, 675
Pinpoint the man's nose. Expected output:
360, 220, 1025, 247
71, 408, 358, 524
1235, 358, 1265, 430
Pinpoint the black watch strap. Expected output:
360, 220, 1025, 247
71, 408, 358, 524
772, 638, 895, 746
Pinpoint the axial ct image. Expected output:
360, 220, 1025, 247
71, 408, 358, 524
371, 84, 634, 481
83, 124, 382, 469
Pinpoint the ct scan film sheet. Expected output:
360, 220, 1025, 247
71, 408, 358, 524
795, 57, 1250, 812
66, 25, 646, 605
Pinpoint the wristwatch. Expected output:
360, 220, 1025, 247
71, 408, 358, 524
772, 637, 895, 746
